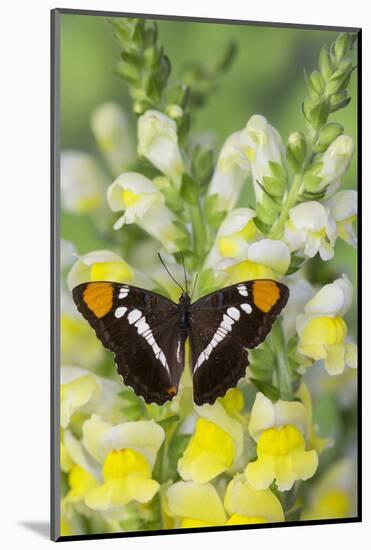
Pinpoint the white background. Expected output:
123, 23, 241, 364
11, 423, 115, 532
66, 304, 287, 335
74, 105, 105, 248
0, 0, 369, 548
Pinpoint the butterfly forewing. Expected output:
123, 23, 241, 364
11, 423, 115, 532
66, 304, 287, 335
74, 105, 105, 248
189, 279, 289, 405
72, 282, 185, 405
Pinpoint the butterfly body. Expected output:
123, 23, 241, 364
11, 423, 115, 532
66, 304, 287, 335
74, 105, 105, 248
72, 279, 289, 406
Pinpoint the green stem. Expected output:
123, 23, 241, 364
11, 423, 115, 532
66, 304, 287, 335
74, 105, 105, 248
271, 321, 292, 401
189, 198, 207, 265
269, 129, 319, 239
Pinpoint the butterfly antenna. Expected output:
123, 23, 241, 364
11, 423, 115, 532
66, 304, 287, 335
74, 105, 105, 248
158, 252, 185, 294
179, 251, 189, 294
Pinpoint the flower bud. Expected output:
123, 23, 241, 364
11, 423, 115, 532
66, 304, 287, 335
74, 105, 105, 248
310, 70, 325, 95
138, 110, 184, 189
318, 135, 354, 195
308, 98, 330, 129
165, 104, 184, 120
314, 123, 344, 153
319, 47, 333, 80
240, 114, 287, 205
287, 131, 307, 172
334, 33, 349, 63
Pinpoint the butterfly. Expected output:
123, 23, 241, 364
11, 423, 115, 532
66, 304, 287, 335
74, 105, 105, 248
72, 267, 289, 406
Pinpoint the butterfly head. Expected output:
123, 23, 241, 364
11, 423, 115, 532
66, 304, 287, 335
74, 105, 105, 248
179, 292, 191, 304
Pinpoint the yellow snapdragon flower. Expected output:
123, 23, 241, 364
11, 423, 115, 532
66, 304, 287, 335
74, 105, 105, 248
166, 481, 227, 528
67, 249, 151, 291
301, 459, 356, 520
82, 414, 165, 512
60, 367, 123, 429
296, 276, 357, 375
246, 393, 318, 491
224, 474, 284, 524
177, 401, 243, 484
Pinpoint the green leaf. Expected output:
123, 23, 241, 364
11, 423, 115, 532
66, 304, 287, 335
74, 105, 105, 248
253, 216, 270, 235
180, 173, 199, 205
308, 98, 330, 129
269, 161, 287, 182
118, 389, 145, 420
262, 176, 285, 198
157, 414, 180, 431
249, 379, 280, 401
192, 144, 214, 187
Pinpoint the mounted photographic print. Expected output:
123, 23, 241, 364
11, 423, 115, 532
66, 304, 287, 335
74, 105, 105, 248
51, 8, 361, 542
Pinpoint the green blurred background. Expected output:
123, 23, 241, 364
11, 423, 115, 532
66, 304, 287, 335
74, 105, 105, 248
60, 13, 357, 331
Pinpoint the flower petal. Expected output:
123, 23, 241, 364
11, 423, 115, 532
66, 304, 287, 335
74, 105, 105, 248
166, 481, 227, 524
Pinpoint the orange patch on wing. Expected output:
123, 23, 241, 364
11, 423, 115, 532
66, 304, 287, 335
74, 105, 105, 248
83, 282, 113, 318
252, 280, 280, 313
166, 386, 177, 397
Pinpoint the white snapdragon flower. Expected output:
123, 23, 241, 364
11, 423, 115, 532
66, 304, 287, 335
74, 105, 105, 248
327, 190, 357, 247
205, 208, 257, 269
240, 114, 286, 204
318, 135, 354, 197
137, 110, 184, 188
91, 102, 134, 175
284, 201, 337, 260
296, 276, 357, 375
206, 131, 250, 214
61, 151, 109, 214
220, 238, 291, 285
107, 173, 188, 253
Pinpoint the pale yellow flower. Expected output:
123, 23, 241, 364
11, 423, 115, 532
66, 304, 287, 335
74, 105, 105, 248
246, 393, 318, 491
177, 401, 243, 484
224, 474, 284, 524
166, 481, 227, 528
82, 415, 165, 511
67, 249, 150, 290
296, 276, 357, 375
301, 459, 357, 520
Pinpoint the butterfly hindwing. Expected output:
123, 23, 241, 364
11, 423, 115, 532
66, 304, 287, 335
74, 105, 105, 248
72, 282, 185, 405
189, 279, 289, 405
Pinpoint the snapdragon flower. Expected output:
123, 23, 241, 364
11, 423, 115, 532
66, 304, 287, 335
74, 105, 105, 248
318, 135, 354, 197
107, 173, 189, 253
61, 151, 109, 214
224, 474, 284, 524
240, 115, 286, 223
220, 238, 290, 285
301, 458, 357, 520
246, 393, 318, 491
177, 401, 243, 484
205, 208, 257, 269
206, 131, 250, 216
327, 190, 357, 247
284, 201, 337, 260
60, 367, 124, 429
67, 249, 150, 290
91, 102, 135, 175
82, 414, 164, 511
296, 276, 357, 375
137, 110, 184, 188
